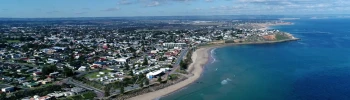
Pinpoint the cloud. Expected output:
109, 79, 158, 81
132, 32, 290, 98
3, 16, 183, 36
75, 12, 87, 15
173, 0, 189, 1
46, 10, 60, 14
194, 8, 202, 10
102, 7, 120, 11
146, 1, 160, 7
82, 8, 90, 10
118, 0, 133, 5
197, 0, 350, 14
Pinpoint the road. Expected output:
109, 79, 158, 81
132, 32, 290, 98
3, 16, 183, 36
168, 47, 189, 75
65, 78, 105, 98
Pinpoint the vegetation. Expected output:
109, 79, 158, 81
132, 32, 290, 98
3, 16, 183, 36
124, 63, 130, 70
9, 85, 62, 99
129, 70, 134, 76
168, 74, 179, 81
176, 69, 188, 74
157, 76, 162, 83
73, 76, 104, 90
180, 48, 194, 70
142, 57, 148, 65
0, 93, 6, 100
120, 86, 125, 94
139, 81, 144, 87
275, 33, 291, 40
180, 60, 188, 70
85, 70, 111, 79
42, 65, 58, 75
104, 86, 110, 97
145, 79, 149, 85
63, 66, 74, 77
6, 40, 20, 43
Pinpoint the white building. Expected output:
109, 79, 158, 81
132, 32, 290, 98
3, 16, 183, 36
1, 86, 14, 93
146, 68, 170, 79
78, 66, 87, 71
163, 43, 186, 48
114, 57, 129, 64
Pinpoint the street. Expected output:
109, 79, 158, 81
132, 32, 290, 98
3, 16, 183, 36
168, 47, 189, 75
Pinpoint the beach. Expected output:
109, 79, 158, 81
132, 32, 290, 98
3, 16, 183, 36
127, 38, 299, 100
128, 46, 214, 100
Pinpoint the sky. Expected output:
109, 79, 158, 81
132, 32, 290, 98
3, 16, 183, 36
0, 0, 349, 18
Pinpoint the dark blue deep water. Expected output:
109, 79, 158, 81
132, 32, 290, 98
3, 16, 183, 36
161, 19, 350, 100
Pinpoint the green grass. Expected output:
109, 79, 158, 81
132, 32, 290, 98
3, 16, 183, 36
169, 74, 179, 80
6, 40, 20, 43
275, 33, 291, 41
81, 91, 97, 99
176, 69, 188, 74
85, 70, 111, 78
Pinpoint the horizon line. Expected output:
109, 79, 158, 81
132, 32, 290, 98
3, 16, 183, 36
0, 14, 348, 19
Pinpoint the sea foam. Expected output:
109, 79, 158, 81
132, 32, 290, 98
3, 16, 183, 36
210, 48, 217, 64
221, 78, 232, 85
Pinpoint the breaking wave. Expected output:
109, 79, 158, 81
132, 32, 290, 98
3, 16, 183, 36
221, 78, 232, 85
210, 48, 217, 64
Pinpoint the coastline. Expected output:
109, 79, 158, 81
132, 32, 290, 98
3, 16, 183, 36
128, 46, 216, 100
127, 38, 299, 100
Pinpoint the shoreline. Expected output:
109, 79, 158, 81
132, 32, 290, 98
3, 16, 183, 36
128, 45, 217, 100
127, 38, 299, 100
200, 38, 300, 49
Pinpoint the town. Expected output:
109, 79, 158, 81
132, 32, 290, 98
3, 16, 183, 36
0, 18, 296, 100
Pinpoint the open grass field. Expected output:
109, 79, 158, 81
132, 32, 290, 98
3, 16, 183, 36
6, 40, 20, 43
84, 70, 111, 79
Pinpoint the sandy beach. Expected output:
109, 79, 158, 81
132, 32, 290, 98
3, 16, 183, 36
128, 47, 214, 100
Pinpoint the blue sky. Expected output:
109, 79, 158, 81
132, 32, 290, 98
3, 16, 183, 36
0, 0, 349, 18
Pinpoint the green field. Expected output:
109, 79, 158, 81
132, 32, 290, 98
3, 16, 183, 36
85, 70, 112, 78
275, 33, 291, 41
6, 40, 20, 43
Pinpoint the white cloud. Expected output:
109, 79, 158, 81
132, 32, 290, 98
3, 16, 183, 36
147, 1, 160, 7
102, 7, 120, 11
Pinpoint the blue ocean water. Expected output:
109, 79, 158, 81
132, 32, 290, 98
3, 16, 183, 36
161, 19, 350, 100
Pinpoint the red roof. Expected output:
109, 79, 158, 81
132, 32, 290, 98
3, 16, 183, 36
165, 52, 176, 56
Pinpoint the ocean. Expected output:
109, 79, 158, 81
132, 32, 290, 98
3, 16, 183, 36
161, 19, 350, 100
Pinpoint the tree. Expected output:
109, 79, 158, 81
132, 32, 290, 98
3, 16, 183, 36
63, 66, 74, 77
125, 63, 130, 70
104, 86, 110, 97
168, 75, 174, 81
157, 76, 162, 83
0, 93, 6, 100
167, 65, 173, 68
180, 60, 188, 70
42, 65, 58, 75
139, 82, 144, 87
145, 79, 149, 85
120, 86, 124, 94
128, 47, 136, 53
129, 70, 134, 76
142, 57, 148, 65
132, 52, 137, 58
